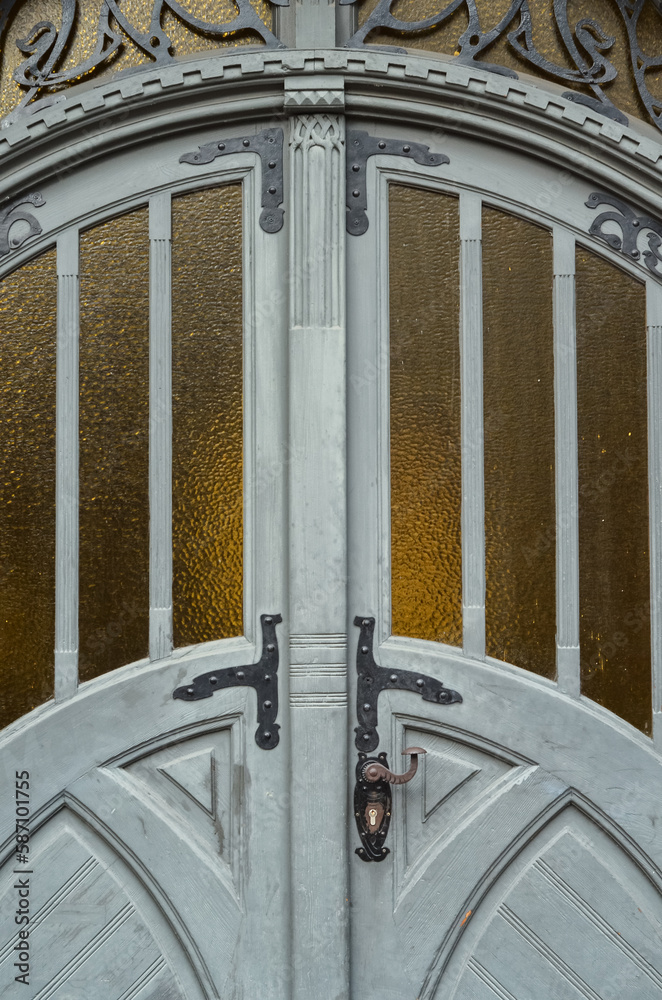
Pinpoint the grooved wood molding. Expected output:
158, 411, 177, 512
1, 0, 662, 130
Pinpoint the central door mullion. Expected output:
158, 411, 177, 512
285, 78, 350, 1000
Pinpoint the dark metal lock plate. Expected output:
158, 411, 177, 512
354, 753, 392, 863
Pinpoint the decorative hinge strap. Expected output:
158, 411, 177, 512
586, 191, 662, 280
346, 130, 449, 235
180, 128, 284, 234
173, 614, 283, 750
354, 616, 462, 752
0, 192, 45, 258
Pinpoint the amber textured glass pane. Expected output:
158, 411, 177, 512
390, 185, 461, 645
483, 209, 555, 678
576, 249, 650, 735
172, 186, 243, 647
0, 250, 56, 729
79, 209, 150, 682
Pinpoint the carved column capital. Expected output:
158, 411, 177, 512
284, 74, 345, 113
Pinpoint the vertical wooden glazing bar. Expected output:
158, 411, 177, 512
460, 192, 485, 659
55, 228, 79, 701
554, 228, 580, 696
149, 192, 173, 660
648, 280, 662, 746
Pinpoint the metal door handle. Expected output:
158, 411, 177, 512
354, 748, 427, 862
363, 747, 426, 785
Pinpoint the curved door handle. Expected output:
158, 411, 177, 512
354, 748, 427, 862
363, 747, 427, 785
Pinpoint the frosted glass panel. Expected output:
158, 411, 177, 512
79, 208, 150, 682
389, 184, 462, 645
0, 250, 57, 729
172, 185, 243, 647
483, 208, 556, 679
576, 249, 651, 735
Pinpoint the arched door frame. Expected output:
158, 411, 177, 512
1, 48, 662, 1000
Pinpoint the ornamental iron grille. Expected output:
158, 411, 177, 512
0, 0, 285, 121
0, 1, 662, 130
345, 0, 662, 134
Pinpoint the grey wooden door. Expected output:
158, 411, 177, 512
1, 78, 662, 1000
0, 129, 291, 999
346, 132, 662, 998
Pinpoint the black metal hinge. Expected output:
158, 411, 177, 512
586, 191, 662, 280
180, 128, 284, 234
173, 613, 282, 749
346, 131, 449, 236
0, 192, 45, 258
354, 616, 462, 753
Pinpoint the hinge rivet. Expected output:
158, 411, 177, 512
237, 670, 245, 680
267, 644, 275, 652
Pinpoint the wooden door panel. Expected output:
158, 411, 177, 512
67, 765, 242, 991
0, 643, 290, 999
0, 810, 203, 999
123, 724, 242, 889
351, 648, 662, 1000
446, 811, 662, 1000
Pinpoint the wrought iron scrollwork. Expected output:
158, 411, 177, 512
346, 130, 449, 235
173, 613, 283, 749
1, 0, 286, 121
343, 0, 662, 135
0, 192, 45, 257
586, 191, 662, 280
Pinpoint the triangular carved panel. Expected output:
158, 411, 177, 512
402, 728, 517, 869
123, 728, 235, 867
158, 748, 215, 817
423, 751, 480, 822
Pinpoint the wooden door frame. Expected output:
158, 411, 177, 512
1, 47, 662, 1000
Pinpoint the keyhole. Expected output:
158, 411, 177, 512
368, 808, 378, 827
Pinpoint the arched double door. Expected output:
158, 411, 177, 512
1, 52, 662, 1000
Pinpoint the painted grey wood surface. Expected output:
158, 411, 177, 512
347, 141, 662, 999
0, 126, 290, 999
287, 88, 350, 1000
1, 50, 662, 1000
